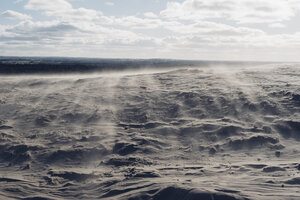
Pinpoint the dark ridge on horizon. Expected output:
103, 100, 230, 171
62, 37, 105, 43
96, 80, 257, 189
0, 56, 274, 74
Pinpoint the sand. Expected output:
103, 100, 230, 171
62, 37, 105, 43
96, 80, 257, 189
0, 63, 299, 199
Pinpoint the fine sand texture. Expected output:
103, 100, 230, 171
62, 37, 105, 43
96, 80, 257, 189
0, 63, 300, 199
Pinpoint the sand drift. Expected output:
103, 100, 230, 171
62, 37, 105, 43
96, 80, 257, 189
0, 63, 300, 200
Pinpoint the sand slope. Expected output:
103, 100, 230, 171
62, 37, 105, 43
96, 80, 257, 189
0, 64, 299, 199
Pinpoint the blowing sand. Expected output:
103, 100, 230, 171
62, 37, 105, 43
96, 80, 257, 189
0, 63, 300, 200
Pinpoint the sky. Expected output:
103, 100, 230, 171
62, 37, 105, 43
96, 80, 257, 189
1, 0, 300, 61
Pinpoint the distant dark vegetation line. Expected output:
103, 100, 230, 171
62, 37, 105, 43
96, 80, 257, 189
0, 57, 271, 74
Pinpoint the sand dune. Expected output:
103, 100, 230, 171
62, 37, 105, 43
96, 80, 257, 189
0, 63, 300, 199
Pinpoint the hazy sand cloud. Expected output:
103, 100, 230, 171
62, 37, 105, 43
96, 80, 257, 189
161, 0, 300, 24
1, 10, 32, 20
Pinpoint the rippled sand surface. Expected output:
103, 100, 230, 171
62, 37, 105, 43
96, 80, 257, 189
0, 64, 300, 200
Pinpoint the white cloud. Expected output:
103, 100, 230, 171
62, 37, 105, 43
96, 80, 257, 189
113, 16, 163, 29
161, 0, 300, 24
105, 2, 114, 6
24, 0, 110, 24
1, 0, 300, 61
14, 0, 24, 4
1, 10, 32, 20
144, 12, 158, 18
25, 0, 72, 11
162, 21, 265, 36
1, 18, 151, 48
269, 23, 286, 28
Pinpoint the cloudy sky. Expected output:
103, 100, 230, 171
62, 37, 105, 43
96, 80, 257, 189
1, 0, 300, 61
